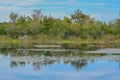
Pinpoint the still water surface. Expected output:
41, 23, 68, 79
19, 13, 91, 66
0, 43, 120, 80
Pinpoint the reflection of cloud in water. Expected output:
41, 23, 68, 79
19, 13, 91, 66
0, 44, 120, 80
28, 68, 119, 80
85, 48, 120, 54
1, 47, 120, 72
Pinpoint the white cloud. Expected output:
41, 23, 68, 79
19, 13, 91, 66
0, 0, 73, 7
112, 0, 119, 1
0, 0, 72, 22
70, 2, 107, 6
0, 0, 43, 6
0, 0, 118, 22
91, 13, 118, 22
0, 6, 18, 10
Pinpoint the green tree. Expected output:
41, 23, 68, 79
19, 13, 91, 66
71, 9, 90, 27
9, 12, 18, 23
32, 9, 43, 23
16, 15, 27, 36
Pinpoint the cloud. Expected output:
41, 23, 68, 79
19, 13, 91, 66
0, 0, 119, 22
112, 0, 119, 1
0, 0, 73, 7
90, 13, 118, 22
70, 2, 108, 6
0, 0, 42, 6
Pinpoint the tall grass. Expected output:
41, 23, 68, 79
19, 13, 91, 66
0, 34, 120, 45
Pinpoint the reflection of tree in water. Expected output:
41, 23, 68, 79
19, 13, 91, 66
32, 62, 41, 71
62, 43, 89, 50
10, 61, 18, 68
10, 61, 26, 68
90, 59, 95, 64
71, 59, 88, 71
9, 60, 56, 71
10, 61, 42, 71
19, 62, 26, 67
0, 47, 106, 71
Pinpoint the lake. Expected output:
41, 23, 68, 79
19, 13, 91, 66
0, 43, 120, 80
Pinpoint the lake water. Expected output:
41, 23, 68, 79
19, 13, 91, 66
0, 43, 120, 80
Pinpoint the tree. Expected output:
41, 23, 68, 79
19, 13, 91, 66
9, 12, 18, 38
17, 15, 26, 24
32, 9, 43, 23
9, 12, 18, 23
71, 9, 90, 27
16, 15, 27, 36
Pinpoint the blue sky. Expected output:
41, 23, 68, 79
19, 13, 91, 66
0, 0, 120, 22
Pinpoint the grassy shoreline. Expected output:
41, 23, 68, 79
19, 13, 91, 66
0, 36, 120, 44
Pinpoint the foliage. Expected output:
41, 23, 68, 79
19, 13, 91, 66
0, 9, 120, 42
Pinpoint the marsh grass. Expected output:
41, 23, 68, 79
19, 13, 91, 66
0, 35, 120, 46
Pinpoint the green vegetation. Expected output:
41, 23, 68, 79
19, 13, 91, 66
0, 9, 120, 44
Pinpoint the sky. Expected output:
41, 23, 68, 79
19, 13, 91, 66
0, 0, 120, 22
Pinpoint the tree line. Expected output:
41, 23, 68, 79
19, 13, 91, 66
0, 9, 120, 40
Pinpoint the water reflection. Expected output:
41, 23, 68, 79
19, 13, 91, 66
0, 43, 120, 80
0, 48, 106, 71
71, 59, 88, 71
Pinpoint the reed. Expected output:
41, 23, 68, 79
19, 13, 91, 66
0, 35, 120, 45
